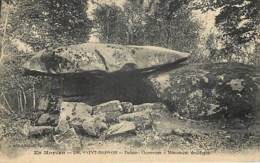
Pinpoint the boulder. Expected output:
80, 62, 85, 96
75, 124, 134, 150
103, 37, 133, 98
37, 113, 59, 126
118, 110, 152, 130
14, 119, 31, 137
27, 126, 54, 137
55, 119, 71, 133
121, 102, 134, 113
59, 102, 92, 128
119, 102, 171, 130
93, 100, 123, 114
38, 96, 49, 111
93, 101, 123, 123
133, 103, 167, 112
149, 63, 259, 119
101, 112, 122, 124
60, 101, 92, 114
55, 102, 93, 133
53, 128, 81, 149
82, 116, 108, 137
106, 121, 136, 138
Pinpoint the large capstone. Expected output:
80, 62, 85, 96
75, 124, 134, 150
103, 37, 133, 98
23, 43, 190, 74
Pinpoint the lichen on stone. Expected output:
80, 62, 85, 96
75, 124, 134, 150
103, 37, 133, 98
207, 104, 220, 116
202, 76, 209, 83
189, 90, 203, 99
217, 75, 225, 81
226, 79, 244, 92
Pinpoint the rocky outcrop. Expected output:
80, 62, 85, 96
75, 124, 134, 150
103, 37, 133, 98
23, 43, 258, 120
21, 43, 259, 150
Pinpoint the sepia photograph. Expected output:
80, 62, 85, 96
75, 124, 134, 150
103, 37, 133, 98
0, 0, 259, 162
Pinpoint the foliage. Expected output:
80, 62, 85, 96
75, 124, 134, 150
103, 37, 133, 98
143, 0, 200, 52
93, 0, 200, 52
93, 3, 128, 44
0, 56, 53, 113
7, 0, 92, 51
122, 0, 147, 45
194, 0, 260, 63
0, 0, 92, 114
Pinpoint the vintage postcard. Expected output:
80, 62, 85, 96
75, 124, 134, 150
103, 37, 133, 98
0, 0, 259, 162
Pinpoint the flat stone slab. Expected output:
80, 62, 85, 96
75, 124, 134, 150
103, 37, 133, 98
23, 43, 190, 74
93, 100, 123, 114
53, 128, 81, 149
106, 121, 136, 138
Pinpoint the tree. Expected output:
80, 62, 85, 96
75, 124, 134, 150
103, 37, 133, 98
194, 0, 260, 63
0, 0, 14, 18
93, 3, 128, 44
1, 0, 93, 113
143, 0, 200, 52
93, 1, 146, 45
122, 0, 147, 45
93, 0, 200, 52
